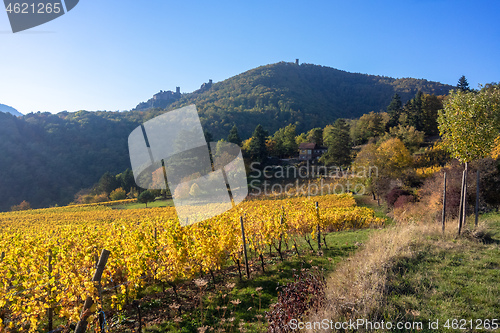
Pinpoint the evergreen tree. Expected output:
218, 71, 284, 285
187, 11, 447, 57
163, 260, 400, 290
457, 75, 471, 92
117, 168, 136, 193
227, 125, 242, 146
204, 130, 213, 143
421, 94, 443, 136
387, 94, 403, 129
320, 119, 352, 166
402, 90, 423, 131
248, 124, 268, 163
96, 172, 119, 195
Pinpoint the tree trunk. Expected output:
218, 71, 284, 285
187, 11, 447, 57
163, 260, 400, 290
442, 172, 446, 234
458, 168, 465, 236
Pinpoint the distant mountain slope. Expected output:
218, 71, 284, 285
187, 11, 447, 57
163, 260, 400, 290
0, 61, 454, 211
158, 62, 453, 138
0, 103, 23, 117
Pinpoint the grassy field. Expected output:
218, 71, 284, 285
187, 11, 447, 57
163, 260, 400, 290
307, 210, 500, 333
382, 213, 500, 332
112, 198, 175, 209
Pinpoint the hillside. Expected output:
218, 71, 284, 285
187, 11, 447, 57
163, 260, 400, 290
154, 62, 453, 138
0, 103, 23, 117
0, 62, 454, 211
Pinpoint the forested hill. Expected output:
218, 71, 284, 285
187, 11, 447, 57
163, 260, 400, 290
158, 62, 453, 138
0, 62, 454, 211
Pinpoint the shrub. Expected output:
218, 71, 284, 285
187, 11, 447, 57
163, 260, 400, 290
385, 187, 411, 208
110, 187, 127, 201
266, 268, 326, 332
11, 200, 31, 211
393, 195, 415, 209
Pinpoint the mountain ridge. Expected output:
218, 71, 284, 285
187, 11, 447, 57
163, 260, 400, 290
0, 61, 455, 211
135, 62, 453, 138
0, 103, 23, 117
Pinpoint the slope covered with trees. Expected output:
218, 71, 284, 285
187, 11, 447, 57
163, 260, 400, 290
165, 62, 453, 138
0, 62, 453, 211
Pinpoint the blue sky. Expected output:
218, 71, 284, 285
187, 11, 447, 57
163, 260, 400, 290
1, 0, 499, 115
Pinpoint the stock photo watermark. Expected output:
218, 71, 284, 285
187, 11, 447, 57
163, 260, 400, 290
3, 0, 79, 33
248, 162, 378, 197
128, 105, 248, 226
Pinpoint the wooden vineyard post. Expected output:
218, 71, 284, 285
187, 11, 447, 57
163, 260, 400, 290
462, 162, 468, 230
0, 251, 4, 261
47, 250, 53, 332
442, 172, 447, 235
458, 169, 466, 236
475, 169, 480, 227
316, 202, 321, 250
240, 216, 250, 279
75, 249, 111, 333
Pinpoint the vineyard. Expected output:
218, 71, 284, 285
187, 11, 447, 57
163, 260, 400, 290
0, 194, 384, 332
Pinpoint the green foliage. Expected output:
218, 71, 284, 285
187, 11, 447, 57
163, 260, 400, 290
295, 132, 308, 146
0, 110, 140, 211
204, 130, 213, 144
271, 124, 297, 158
305, 127, 323, 146
137, 190, 156, 208
387, 93, 403, 129
381, 124, 425, 153
321, 119, 352, 166
0, 62, 454, 211
247, 124, 268, 162
457, 75, 471, 92
353, 138, 413, 197
96, 172, 120, 195
420, 94, 444, 136
165, 62, 453, 139
350, 111, 387, 145
438, 85, 500, 163
227, 125, 242, 146
117, 169, 136, 194
399, 90, 423, 131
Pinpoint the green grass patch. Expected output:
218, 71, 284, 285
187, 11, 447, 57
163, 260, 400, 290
382, 212, 500, 332
354, 194, 395, 225
112, 199, 175, 209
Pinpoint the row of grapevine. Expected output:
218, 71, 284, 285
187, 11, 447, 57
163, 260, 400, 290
0, 194, 384, 331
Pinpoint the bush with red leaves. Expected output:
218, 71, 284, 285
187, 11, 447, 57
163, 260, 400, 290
393, 195, 415, 209
385, 187, 412, 208
266, 268, 326, 333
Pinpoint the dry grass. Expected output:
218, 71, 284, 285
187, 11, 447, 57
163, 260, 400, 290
305, 220, 462, 332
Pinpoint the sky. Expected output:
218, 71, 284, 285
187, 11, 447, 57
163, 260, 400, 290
1, 0, 499, 115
